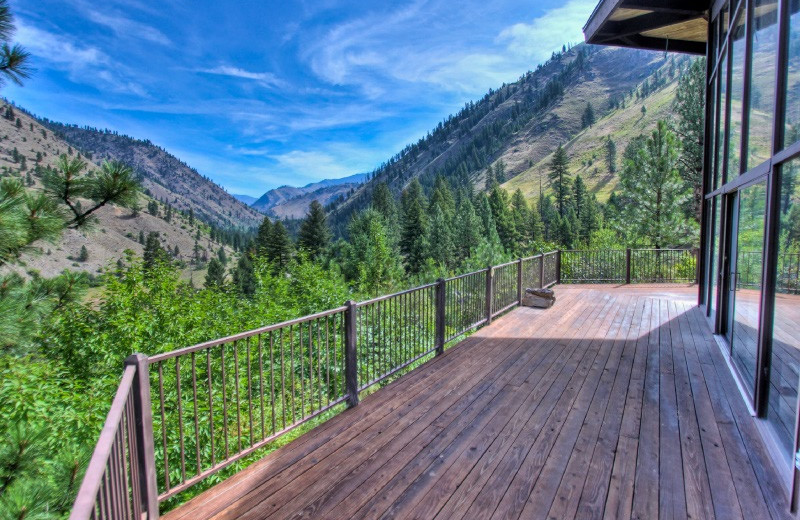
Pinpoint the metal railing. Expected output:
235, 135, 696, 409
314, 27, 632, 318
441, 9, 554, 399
70, 252, 559, 518
560, 248, 698, 284
738, 251, 800, 294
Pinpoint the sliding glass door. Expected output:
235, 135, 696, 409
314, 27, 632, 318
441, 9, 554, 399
725, 181, 768, 401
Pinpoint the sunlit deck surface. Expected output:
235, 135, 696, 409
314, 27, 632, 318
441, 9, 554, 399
165, 285, 793, 520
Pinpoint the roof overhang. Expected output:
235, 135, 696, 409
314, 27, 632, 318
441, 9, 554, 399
583, 0, 711, 55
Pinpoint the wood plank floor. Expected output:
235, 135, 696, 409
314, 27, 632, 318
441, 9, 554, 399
165, 285, 795, 520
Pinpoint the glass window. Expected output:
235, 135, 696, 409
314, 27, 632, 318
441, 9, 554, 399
766, 157, 800, 462
710, 196, 723, 318
784, 0, 800, 147
718, 52, 729, 187
745, 0, 779, 169
728, 9, 747, 176
720, 2, 731, 49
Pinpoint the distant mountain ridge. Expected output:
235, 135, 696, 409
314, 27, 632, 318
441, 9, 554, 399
252, 173, 366, 218
40, 120, 264, 230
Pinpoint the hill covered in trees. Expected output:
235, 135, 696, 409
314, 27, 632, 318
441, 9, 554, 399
327, 43, 694, 236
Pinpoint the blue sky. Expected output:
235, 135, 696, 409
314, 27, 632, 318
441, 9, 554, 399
7, 0, 596, 196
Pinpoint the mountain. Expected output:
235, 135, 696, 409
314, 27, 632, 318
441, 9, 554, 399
327, 44, 693, 235
40, 120, 265, 230
233, 194, 258, 205
0, 105, 239, 279
252, 173, 366, 219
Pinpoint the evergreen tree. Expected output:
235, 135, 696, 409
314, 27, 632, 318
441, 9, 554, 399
297, 200, 330, 260
605, 137, 617, 173
528, 200, 544, 243
548, 145, 571, 217
475, 193, 503, 252
342, 209, 401, 295
400, 180, 428, 275
426, 205, 454, 269
147, 200, 158, 216
453, 197, 481, 264
371, 181, 397, 232
231, 253, 256, 297
143, 232, 167, 269
619, 121, 693, 248
484, 164, 496, 191
217, 246, 227, 265
204, 258, 225, 288
510, 189, 530, 249
488, 186, 517, 252
77, 245, 88, 262
265, 220, 293, 271
674, 58, 706, 222
572, 175, 588, 223
581, 102, 595, 128
256, 217, 272, 254
138, 230, 144, 244
495, 160, 507, 184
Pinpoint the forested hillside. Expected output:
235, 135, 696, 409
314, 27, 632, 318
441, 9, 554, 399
328, 43, 693, 235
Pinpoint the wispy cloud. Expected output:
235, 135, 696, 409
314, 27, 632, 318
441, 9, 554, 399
197, 66, 286, 88
15, 21, 148, 96
85, 9, 172, 46
498, 0, 596, 61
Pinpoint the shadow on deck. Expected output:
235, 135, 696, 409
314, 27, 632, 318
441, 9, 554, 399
164, 285, 793, 520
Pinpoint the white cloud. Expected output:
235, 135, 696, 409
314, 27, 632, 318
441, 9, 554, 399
86, 10, 172, 46
197, 66, 286, 88
16, 21, 148, 96
498, 0, 596, 61
271, 150, 362, 180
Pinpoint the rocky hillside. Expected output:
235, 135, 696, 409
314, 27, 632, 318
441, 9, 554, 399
251, 173, 366, 219
328, 44, 694, 234
0, 105, 237, 279
40, 119, 264, 230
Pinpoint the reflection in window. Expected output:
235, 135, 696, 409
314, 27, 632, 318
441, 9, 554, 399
766, 158, 800, 462
785, 0, 800, 147
728, 10, 746, 176
746, 0, 778, 169
718, 52, 728, 187
710, 196, 722, 317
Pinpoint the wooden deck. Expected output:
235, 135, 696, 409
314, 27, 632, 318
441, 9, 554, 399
165, 285, 794, 520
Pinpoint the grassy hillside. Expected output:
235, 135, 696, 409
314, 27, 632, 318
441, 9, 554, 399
504, 63, 680, 202
0, 105, 237, 279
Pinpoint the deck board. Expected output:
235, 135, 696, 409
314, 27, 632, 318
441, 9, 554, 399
164, 285, 794, 520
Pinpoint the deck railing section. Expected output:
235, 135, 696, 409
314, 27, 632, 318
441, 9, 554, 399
561, 248, 698, 284
72, 247, 693, 518
738, 251, 800, 294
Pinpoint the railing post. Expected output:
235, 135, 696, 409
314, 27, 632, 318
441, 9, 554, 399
435, 278, 446, 355
485, 265, 493, 325
517, 258, 524, 304
539, 251, 545, 288
693, 247, 700, 284
125, 354, 160, 520
556, 250, 562, 284
344, 300, 359, 407
626, 248, 632, 284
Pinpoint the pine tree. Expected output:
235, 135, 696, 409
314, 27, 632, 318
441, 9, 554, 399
77, 245, 88, 262
605, 137, 617, 173
343, 209, 401, 295
143, 232, 167, 269
619, 121, 693, 248
265, 220, 293, 271
400, 180, 428, 275
453, 197, 481, 264
205, 258, 225, 288
528, 201, 544, 243
231, 253, 256, 296
674, 57, 706, 222
217, 246, 227, 265
426, 205, 454, 269
256, 217, 272, 254
489, 186, 517, 252
371, 181, 397, 232
548, 145, 571, 217
581, 102, 595, 128
138, 231, 144, 244
297, 200, 330, 260
510, 189, 530, 249
495, 160, 507, 184
484, 164, 496, 191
